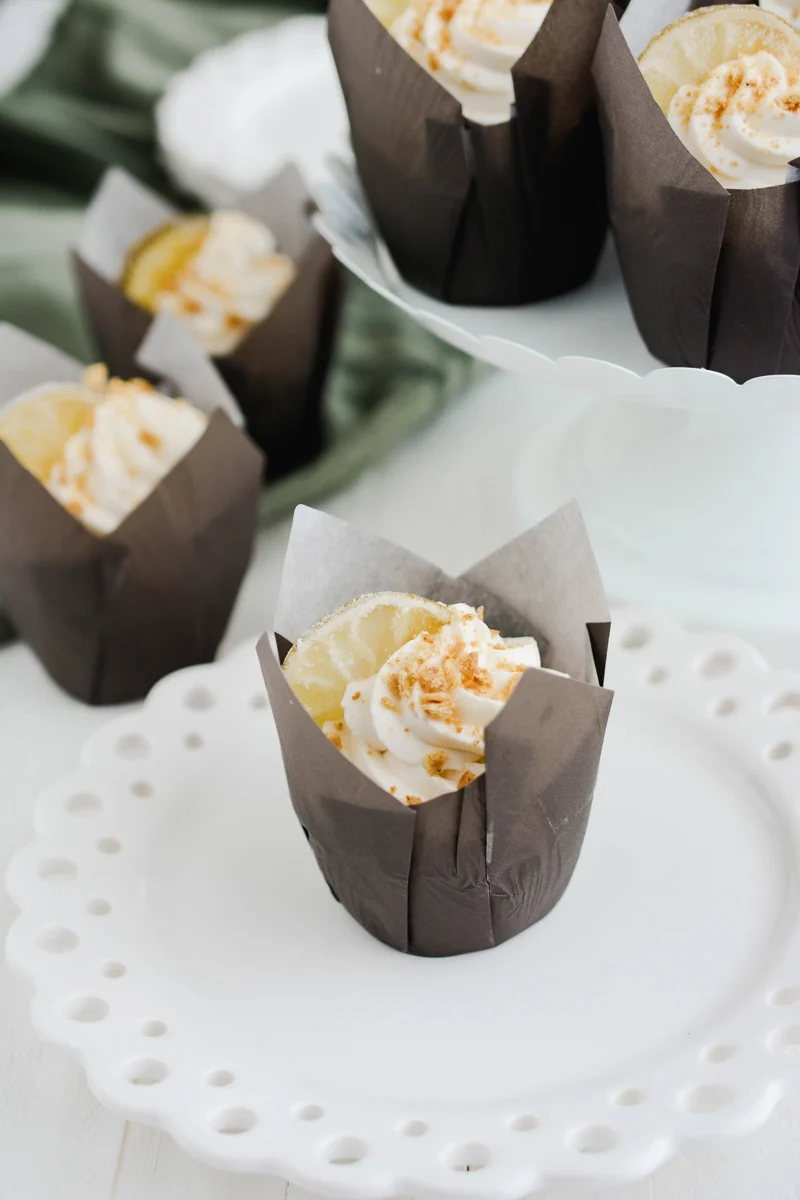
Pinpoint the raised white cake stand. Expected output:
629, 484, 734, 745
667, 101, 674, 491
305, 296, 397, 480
156, 11, 800, 631
315, 158, 800, 632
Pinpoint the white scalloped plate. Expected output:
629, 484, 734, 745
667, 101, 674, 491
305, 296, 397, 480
314, 160, 800, 413
7, 612, 800, 1197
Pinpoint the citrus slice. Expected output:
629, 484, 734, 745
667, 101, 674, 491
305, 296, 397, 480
283, 591, 451, 725
639, 4, 800, 114
121, 216, 209, 313
367, 0, 411, 27
0, 385, 94, 483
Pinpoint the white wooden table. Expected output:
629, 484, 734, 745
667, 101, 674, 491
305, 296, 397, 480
3, 372, 800, 1199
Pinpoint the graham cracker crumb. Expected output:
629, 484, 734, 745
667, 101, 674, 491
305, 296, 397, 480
425, 749, 448, 777
497, 659, 526, 674
459, 650, 492, 694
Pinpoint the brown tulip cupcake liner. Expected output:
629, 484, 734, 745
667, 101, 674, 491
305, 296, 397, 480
258, 502, 613, 958
74, 163, 342, 479
0, 318, 263, 705
594, 0, 800, 384
328, 0, 611, 306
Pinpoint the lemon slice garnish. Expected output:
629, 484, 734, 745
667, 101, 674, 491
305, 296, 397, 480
0, 386, 94, 483
283, 591, 451, 726
121, 216, 210, 313
639, 4, 800, 114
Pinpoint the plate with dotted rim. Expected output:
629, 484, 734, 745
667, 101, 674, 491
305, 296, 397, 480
6, 610, 800, 1198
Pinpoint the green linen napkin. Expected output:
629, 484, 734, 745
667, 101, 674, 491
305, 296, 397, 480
0, 0, 475, 648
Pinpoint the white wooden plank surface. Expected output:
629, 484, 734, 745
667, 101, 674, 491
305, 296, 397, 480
3, 373, 800, 1199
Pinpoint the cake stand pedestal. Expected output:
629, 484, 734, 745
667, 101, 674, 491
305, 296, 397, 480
513, 392, 800, 628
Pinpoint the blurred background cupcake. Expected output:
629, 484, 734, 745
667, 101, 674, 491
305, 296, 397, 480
0, 318, 262, 703
75, 163, 341, 480
0, 1, 475, 654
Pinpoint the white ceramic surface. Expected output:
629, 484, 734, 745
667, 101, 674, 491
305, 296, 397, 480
156, 16, 348, 206
511, 397, 800, 632
7, 611, 800, 1197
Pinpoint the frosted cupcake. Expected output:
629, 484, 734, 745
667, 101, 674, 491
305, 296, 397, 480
259, 503, 613, 957
328, 0, 609, 305
123, 212, 296, 357
390, 0, 554, 124
640, 5, 800, 188
1, 365, 208, 534
0, 323, 263, 704
75, 165, 341, 478
284, 593, 551, 804
593, 1, 800, 381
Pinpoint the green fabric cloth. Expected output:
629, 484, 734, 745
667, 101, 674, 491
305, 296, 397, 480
0, 0, 475, 644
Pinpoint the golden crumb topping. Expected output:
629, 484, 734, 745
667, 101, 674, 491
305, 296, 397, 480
425, 749, 449, 777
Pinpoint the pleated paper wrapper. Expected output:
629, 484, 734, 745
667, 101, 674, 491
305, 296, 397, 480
594, 0, 800, 382
74, 164, 341, 478
328, 0, 610, 306
0, 318, 263, 705
258, 503, 613, 957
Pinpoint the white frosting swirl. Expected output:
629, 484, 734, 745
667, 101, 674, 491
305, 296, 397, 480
154, 211, 296, 356
323, 603, 545, 805
391, 0, 552, 125
761, 0, 800, 33
48, 373, 207, 535
668, 51, 800, 188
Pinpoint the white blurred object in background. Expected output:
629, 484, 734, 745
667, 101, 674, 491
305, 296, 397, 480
0, 0, 68, 96
156, 16, 348, 205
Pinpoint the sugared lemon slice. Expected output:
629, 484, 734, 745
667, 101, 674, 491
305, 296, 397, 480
283, 591, 451, 726
639, 4, 800, 113
0, 386, 94, 482
122, 216, 209, 313
367, 0, 411, 26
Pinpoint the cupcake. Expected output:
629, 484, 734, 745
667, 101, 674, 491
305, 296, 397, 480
258, 503, 613, 957
3, 366, 209, 536
285, 593, 549, 804
593, 1, 800, 381
74, 164, 341, 478
328, 0, 610, 305
123, 210, 296, 358
0, 319, 263, 704
390, 0, 555, 125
